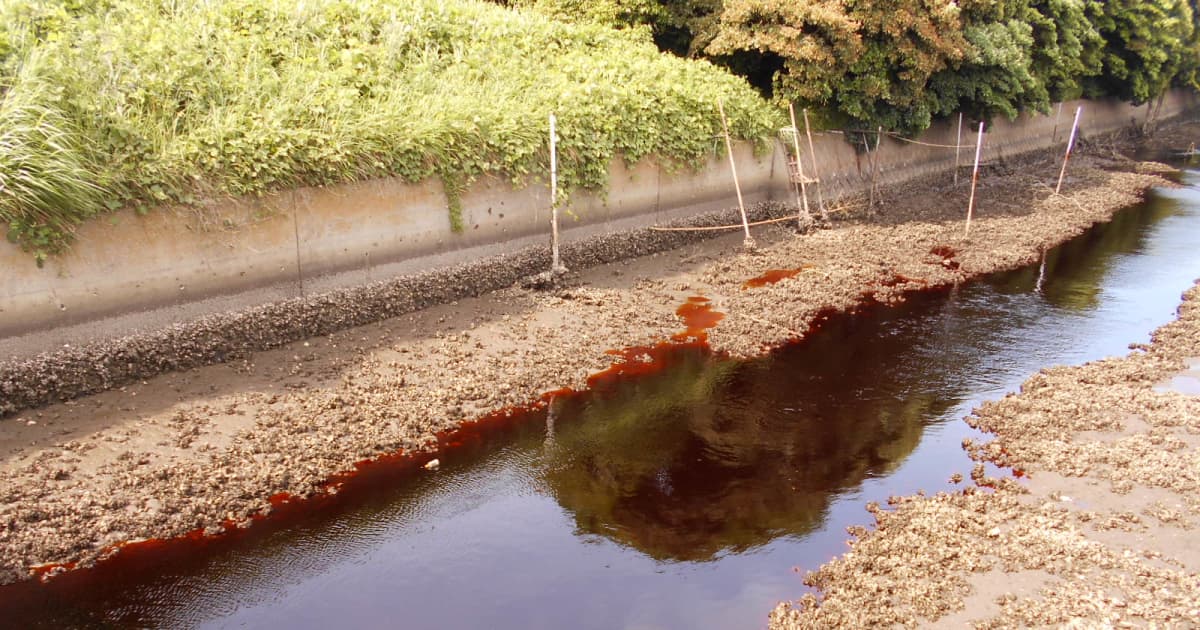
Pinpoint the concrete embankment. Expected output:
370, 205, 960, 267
1, 93, 1195, 416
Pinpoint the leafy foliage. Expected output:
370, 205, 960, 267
0, 0, 779, 261
564, 0, 1198, 134
1085, 0, 1199, 104
704, 0, 861, 105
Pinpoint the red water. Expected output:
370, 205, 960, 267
930, 245, 961, 270
742, 267, 813, 289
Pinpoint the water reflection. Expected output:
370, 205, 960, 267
991, 196, 1180, 308
543, 313, 950, 562
541, 183, 1189, 563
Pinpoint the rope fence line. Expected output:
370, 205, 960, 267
648, 214, 803, 232
804, 128, 1081, 151
803, 128, 964, 150
879, 133, 962, 149
650, 104, 1087, 236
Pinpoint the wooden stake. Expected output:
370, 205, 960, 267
954, 112, 963, 186
549, 113, 565, 273
787, 103, 812, 230
1151, 92, 1166, 131
1051, 102, 1063, 143
1055, 106, 1082, 195
802, 108, 827, 219
862, 132, 874, 206
965, 121, 984, 238
869, 126, 882, 206
718, 100, 754, 248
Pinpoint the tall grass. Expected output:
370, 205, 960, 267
0, 0, 780, 262
0, 53, 105, 266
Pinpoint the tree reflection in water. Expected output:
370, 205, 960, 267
541, 311, 952, 562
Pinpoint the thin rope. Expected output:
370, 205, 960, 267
802, 127, 964, 150
648, 214, 803, 232
880, 132, 962, 149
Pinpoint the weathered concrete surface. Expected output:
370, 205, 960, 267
0, 142, 784, 345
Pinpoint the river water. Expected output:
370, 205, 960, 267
6, 171, 1200, 629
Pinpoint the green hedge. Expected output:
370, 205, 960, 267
0, 0, 779, 264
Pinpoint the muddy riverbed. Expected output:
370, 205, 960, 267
1, 125, 1199, 625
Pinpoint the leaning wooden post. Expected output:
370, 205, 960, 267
965, 121, 984, 238
862, 132, 874, 206
718, 100, 754, 248
802, 108, 827, 219
1055, 106, 1082, 195
549, 113, 565, 273
788, 103, 812, 229
869, 126, 882, 205
954, 112, 963, 186
1150, 92, 1166, 131
1051, 102, 1063, 143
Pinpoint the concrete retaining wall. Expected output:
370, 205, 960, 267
1, 91, 1196, 359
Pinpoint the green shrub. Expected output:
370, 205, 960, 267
0, 52, 106, 266
0, 0, 779, 261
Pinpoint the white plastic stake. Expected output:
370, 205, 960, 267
1055, 106, 1082, 195
549, 113, 564, 272
965, 121, 984, 238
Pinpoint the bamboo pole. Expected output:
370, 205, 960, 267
954, 112, 963, 186
549, 113, 565, 273
802, 108, 827, 219
718, 100, 754, 248
1055, 106, 1082, 195
787, 103, 812, 230
965, 121, 984, 238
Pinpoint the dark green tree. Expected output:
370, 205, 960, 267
703, 0, 861, 103
927, 1, 1039, 122
1084, 0, 1198, 104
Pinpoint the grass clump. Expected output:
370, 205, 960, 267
0, 0, 779, 262
0, 52, 106, 266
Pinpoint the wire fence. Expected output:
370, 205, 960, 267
651, 106, 1086, 237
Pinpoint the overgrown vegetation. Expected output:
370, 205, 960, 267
0, 0, 778, 262
519, 0, 1200, 134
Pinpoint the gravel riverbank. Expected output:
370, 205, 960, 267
0, 132, 1189, 587
770, 279, 1200, 628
